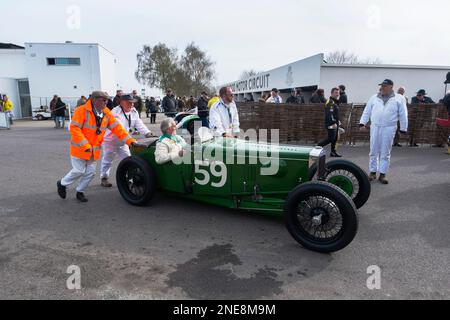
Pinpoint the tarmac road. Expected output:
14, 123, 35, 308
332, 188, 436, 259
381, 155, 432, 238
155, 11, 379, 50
0, 119, 449, 299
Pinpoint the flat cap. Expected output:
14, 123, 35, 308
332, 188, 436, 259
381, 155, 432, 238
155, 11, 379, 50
91, 91, 109, 100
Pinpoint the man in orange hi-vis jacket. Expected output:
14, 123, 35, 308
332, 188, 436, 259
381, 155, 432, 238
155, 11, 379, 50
57, 91, 145, 202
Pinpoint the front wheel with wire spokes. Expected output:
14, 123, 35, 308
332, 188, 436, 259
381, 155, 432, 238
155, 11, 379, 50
116, 156, 156, 206
309, 160, 371, 209
284, 181, 358, 253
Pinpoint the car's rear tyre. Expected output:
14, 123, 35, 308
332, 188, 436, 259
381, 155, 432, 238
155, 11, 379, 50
116, 156, 156, 206
37, 115, 44, 120
284, 181, 358, 253
309, 160, 371, 209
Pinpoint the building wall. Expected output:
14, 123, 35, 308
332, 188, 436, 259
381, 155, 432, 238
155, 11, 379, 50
320, 65, 450, 104
97, 46, 117, 96
24, 43, 106, 109
0, 49, 27, 79
223, 54, 324, 101
0, 78, 21, 119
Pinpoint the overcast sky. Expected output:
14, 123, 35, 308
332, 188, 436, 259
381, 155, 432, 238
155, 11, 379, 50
1, 0, 449, 95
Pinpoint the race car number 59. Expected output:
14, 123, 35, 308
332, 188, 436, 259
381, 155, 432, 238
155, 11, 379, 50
195, 160, 227, 188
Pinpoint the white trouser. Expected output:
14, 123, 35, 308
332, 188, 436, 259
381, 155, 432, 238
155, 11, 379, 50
100, 142, 131, 179
61, 156, 97, 193
369, 125, 397, 175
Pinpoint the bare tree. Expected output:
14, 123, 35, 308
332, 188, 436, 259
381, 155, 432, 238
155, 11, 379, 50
135, 43, 179, 91
239, 69, 261, 80
325, 50, 382, 64
180, 42, 215, 96
136, 42, 215, 97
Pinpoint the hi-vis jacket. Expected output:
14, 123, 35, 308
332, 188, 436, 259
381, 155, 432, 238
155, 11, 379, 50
70, 100, 135, 161
360, 93, 408, 131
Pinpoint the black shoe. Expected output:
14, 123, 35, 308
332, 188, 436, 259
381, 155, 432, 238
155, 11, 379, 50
76, 192, 88, 203
379, 174, 389, 185
432, 144, 444, 148
410, 143, 419, 147
330, 151, 342, 158
57, 180, 66, 199
394, 143, 402, 147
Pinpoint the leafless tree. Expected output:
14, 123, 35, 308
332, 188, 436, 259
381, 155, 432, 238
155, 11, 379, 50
325, 50, 382, 64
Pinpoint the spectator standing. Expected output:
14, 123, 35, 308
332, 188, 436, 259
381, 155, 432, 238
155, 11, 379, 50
132, 90, 144, 118
106, 97, 114, 110
148, 97, 158, 124
50, 95, 59, 128
208, 94, 219, 109
411, 89, 435, 104
266, 88, 283, 104
177, 96, 186, 112
286, 89, 299, 104
310, 89, 327, 104
296, 88, 306, 104
54, 97, 67, 129
187, 96, 197, 110
338, 85, 348, 104
2, 95, 14, 125
410, 89, 435, 147
197, 91, 210, 127
162, 89, 178, 118
209, 87, 240, 138
77, 96, 87, 108
393, 86, 408, 147
113, 90, 123, 108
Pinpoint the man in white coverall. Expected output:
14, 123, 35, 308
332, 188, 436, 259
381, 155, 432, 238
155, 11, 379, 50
359, 79, 408, 185
100, 94, 153, 187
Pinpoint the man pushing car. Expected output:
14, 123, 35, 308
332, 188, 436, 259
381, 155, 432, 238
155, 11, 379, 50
57, 91, 144, 202
100, 94, 154, 188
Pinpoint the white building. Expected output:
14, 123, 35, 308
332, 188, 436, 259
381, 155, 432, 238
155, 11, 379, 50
223, 54, 450, 103
0, 42, 117, 119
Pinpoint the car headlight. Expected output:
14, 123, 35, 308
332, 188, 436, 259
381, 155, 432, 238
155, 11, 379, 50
309, 147, 327, 179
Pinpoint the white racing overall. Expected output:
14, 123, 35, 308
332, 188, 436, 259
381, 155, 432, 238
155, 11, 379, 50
360, 93, 408, 175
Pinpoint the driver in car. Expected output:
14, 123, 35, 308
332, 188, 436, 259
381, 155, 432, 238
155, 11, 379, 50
155, 118, 187, 165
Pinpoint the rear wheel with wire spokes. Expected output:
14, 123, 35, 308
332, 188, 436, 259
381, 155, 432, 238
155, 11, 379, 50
284, 181, 358, 253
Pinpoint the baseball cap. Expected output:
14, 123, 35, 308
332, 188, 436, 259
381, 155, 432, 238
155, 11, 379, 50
379, 79, 394, 86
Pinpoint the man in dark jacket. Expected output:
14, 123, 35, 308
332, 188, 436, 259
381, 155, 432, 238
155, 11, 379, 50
410, 89, 435, 147
197, 91, 210, 127
132, 90, 144, 118
318, 87, 342, 157
310, 89, 327, 104
148, 97, 158, 124
162, 89, 177, 118
296, 88, 306, 104
338, 85, 348, 104
113, 90, 123, 108
411, 89, 435, 104
54, 97, 67, 129
286, 89, 299, 104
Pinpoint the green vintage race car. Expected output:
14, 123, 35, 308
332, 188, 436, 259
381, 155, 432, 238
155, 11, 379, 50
116, 123, 370, 253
